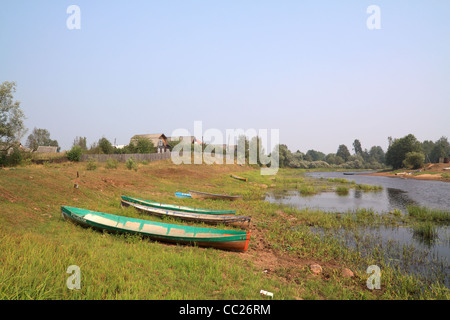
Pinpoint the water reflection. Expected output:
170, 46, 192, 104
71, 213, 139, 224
266, 187, 417, 214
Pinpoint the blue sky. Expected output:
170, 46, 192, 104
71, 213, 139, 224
1, 1, 449, 154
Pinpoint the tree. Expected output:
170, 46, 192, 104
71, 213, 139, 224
353, 139, 363, 156
306, 149, 325, 162
67, 145, 83, 162
0, 81, 26, 150
368, 146, 385, 164
98, 137, 114, 154
277, 144, 293, 168
73, 136, 87, 151
336, 144, 351, 162
135, 137, 156, 154
385, 134, 422, 169
25, 127, 59, 151
429, 136, 450, 163
403, 152, 425, 169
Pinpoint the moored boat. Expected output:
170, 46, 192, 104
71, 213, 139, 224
231, 174, 248, 182
189, 190, 243, 201
61, 206, 251, 252
121, 195, 236, 215
175, 192, 192, 198
121, 198, 251, 227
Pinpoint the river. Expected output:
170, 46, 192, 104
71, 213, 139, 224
265, 171, 449, 288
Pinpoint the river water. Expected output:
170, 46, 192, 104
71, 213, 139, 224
265, 171, 450, 288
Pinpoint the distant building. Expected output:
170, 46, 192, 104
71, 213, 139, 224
0, 142, 31, 155
130, 134, 170, 153
167, 136, 201, 144
36, 146, 58, 153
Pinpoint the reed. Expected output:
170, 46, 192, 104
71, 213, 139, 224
407, 205, 450, 223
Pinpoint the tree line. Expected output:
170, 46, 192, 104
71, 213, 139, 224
277, 134, 450, 170
1, 81, 449, 168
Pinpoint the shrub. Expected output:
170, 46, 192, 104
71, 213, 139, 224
126, 157, 138, 171
106, 158, 119, 169
0, 147, 23, 167
67, 146, 83, 162
403, 152, 425, 169
86, 158, 97, 170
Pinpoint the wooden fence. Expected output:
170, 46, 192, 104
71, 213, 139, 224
80, 152, 172, 163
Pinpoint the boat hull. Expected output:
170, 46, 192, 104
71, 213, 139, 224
231, 175, 248, 182
121, 195, 236, 215
61, 206, 250, 252
175, 192, 192, 198
189, 190, 242, 201
121, 199, 251, 227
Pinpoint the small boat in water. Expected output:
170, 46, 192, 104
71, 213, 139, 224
121, 195, 236, 215
231, 175, 248, 182
343, 172, 354, 175
189, 190, 243, 201
121, 198, 251, 227
61, 206, 251, 252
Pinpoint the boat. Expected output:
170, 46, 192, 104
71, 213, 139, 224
121, 195, 236, 215
189, 190, 243, 201
175, 192, 192, 198
121, 198, 251, 227
343, 172, 354, 175
231, 174, 248, 182
61, 206, 251, 252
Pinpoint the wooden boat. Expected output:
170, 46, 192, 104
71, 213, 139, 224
121, 195, 236, 215
189, 190, 243, 201
231, 174, 247, 182
61, 206, 251, 252
175, 192, 192, 198
121, 198, 251, 227
343, 172, 354, 175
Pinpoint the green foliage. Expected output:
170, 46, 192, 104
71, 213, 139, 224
86, 158, 97, 170
336, 144, 351, 162
135, 137, 156, 154
403, 152, 425, 169
125, 157, 138, 171
0, 81, 26, 146
385, 134, 422, 169
25, 127, 59, 152
105, 158, 119, 169
98, 137, 114, 154
429, 136, 450, 163
72, 136, 87, 151
0, 146, 23, 166
67, 145, 83, 162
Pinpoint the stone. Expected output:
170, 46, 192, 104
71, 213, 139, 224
341, 268, 354, 278
310, 264, 322, 275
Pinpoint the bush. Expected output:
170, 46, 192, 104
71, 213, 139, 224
106, 158, 119, 169
0, 147, 23, 167
67, 146, 83, 162
86, 158, 97, 170
403, 152, 425, 169
126, 157, 138, 171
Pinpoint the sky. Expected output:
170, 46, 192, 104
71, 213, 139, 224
1, 0, 449, 154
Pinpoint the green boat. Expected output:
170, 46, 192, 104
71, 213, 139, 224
121, 195, 236, 215
61, 206, 251, 252
121, 197, 251, 227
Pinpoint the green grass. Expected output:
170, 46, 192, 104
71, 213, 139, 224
407, 205, 450, 223
335, 186, 349, 195
0, 163, 448, 300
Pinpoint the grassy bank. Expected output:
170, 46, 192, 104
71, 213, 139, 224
0, 161, 448, 299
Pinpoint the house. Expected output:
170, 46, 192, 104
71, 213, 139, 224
167, 136, 201, 144
0, 142, 31, 155
36, 146, 58, 153
130, 134, 170, 153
